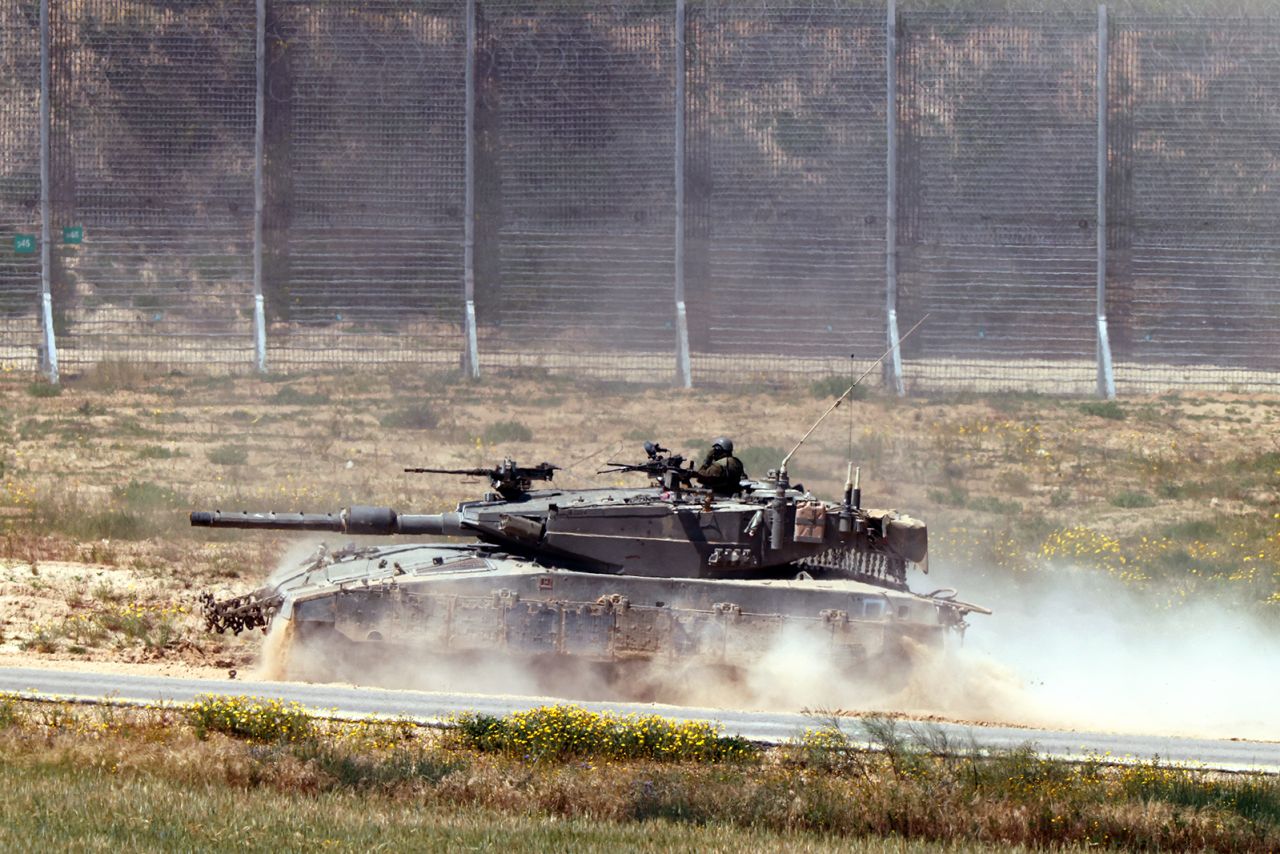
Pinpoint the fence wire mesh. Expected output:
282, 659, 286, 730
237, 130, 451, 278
477, 0, 677, 378
48, 0, 257, 367
1, 1, 1278, 393
0, 3, 42, 371
268, 0, 466, 367
897, 9, 1100, 393
1108, 13, 1280, 392
688, 0, 888, 382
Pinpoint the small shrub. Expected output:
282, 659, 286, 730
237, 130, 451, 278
1117, 761, 1280, 825
481, 420, 532, 444
451, 705, 757, 763
964, 744, 1081, 802
1080, 400, 1125, 421
137, 445, 179, 460
1161, 519, 1217, 540
927, 485, 969, 507
627, 771, 713, 824
861, 716, 928, 779
207, 445, 249, 466
1110, 490, 1155, 509
26, 381, 61, 398
112, 480, 185, 511
298, 744, 463, 790
92, 580, 127, 604
60, 612, 108, 648
20, 624, 61, 653
996, 470, 1034, 497
0, 693, 21, 728
271, 386, 331, 406
1231, 450, 1280, 479
785, 720, 870, 775
111, 417, 157, 438
379, 403, 439, 431
77, 359, 165, 390
967, 495, 1022, 515
96, 603, 181, 648
810, 375, 868, 401
188, 694, 315, 743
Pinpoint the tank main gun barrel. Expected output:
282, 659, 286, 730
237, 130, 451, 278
190, 506, 465, 536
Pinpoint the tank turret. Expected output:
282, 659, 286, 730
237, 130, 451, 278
193, 457, 924, 581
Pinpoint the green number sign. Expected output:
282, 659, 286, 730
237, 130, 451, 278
62, 225, 84, 244
13, 234, 35, 255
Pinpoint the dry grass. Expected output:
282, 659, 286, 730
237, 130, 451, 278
0, 695, 1275, 852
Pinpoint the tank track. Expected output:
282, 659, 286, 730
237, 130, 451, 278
198, 589, 281, 635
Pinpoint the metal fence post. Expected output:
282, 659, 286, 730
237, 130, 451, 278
462, 0, 480, 379
884, 0, 903, 395
1096, 4, 1116, 399
252, 0, 268, 373
38, 0, 59, 383
673, 0, 692, 388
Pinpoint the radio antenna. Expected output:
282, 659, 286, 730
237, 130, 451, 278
779, 314, 928, 475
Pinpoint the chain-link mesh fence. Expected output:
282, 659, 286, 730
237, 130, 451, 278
2, 1, 1279, 393
1108, 13, 1280, 392
897, 9, 1100, 393
477, 0, 677, 379
0, 3, 42, 371
688, 0, 887, 382
267, 0, 466, 367
48, 0, 257, 367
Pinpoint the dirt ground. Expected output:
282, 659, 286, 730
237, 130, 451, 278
0, 363, 1277, 720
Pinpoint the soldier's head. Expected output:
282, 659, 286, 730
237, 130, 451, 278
711, 437, 734, 459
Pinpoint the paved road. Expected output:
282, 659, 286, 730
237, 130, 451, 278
1, 666, 1276, 773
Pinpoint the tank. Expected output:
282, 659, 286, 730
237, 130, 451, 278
193, 439, 989, 692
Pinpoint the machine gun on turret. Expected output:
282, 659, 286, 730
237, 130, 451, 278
598, 441, 696, 492
404, 458, 558, 500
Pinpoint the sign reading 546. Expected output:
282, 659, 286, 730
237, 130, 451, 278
13, 234, 36, 255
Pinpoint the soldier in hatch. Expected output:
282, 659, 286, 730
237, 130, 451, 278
694, 437, 745, 496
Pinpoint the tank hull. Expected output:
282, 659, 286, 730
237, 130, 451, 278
231, 542, 957, 683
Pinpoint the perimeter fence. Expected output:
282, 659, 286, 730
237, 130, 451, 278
2, 0, 1279, 394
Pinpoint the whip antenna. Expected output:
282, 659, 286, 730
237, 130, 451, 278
779, 314, 928, 474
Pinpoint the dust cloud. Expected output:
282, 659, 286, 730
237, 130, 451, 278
257, 616, 295, 681
249, 545, 1278, 741
919, 562, 1280, 741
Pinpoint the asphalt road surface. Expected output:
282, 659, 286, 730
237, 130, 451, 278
1, 666, 1276, 773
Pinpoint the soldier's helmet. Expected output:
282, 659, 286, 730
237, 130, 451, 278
712, 437, 734, 456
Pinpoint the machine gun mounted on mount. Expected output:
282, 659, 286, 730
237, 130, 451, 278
596, 442, 698, 493
404, 459, 558, 500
